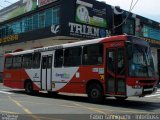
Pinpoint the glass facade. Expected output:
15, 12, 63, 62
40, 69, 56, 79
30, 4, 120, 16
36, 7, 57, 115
142, 25, 160, 40
0, 7, 60, 38
122, 19, 134, 35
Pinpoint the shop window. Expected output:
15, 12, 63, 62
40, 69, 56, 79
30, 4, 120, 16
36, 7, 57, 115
52, 7, 60, 24
45, 8, 52, 27
122, 19, 134, 35
33, 14, 38, 29
39, 12, 45, 28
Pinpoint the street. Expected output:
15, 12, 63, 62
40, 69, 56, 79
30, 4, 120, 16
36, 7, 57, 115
0, 83, 160, 120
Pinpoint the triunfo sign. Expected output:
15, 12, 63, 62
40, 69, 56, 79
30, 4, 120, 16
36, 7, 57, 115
38, 0, 58, 7
69, 22, 108, 38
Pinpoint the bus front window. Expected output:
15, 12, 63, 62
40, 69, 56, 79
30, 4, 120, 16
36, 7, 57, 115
146, 48, 155, 77
127, 43, 155, 77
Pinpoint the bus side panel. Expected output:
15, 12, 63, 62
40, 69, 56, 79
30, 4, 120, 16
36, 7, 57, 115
23, 69, 41, 91
57, 66, 105, 94
3, 69, 23, 89
3, 68, 40, 90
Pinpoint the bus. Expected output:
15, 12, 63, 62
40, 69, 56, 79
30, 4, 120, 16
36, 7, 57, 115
3, 35, 158, 103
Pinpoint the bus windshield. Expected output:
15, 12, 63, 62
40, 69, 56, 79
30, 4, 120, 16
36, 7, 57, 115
127, 43, 155, 77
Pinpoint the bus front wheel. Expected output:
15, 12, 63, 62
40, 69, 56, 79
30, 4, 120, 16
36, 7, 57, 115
87, 83, 104, 103
25, 81, 33, 94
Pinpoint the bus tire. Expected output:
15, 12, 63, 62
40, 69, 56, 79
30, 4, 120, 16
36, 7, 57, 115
25, 81, 33, 94
87, 83, 104, 103
115, 96, 128, 101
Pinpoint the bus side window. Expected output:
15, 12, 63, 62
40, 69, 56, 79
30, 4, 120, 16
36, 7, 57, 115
5, 57, 13, 69
54, 49, 63, 67
13, 56, 22, 69
82, 44, 103, 65
64, 47, 81, 67
32, 53, 41, 69
22, 54, 32, 69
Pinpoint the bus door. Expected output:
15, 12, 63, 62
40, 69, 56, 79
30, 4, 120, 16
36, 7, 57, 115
106, 48, 126, 95
41, 54, 53, 90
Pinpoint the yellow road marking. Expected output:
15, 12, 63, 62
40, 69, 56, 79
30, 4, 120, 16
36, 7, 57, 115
59, 104, 79, 108
16, 100, 152, 114
17, 100, 51, 105
16, 100, 79, 108
38, 116, 63, 120
0, 110, 17, 114
8, 96, 40, 120
73, 103, 105, 114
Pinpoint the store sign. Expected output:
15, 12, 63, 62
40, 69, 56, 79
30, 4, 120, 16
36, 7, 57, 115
69, 22, 108, 38
0, 35, 19, 44
142, 37, 160, 45
38, 0, 58, 7
75, 0, 107, 28
51, 25, 60, 34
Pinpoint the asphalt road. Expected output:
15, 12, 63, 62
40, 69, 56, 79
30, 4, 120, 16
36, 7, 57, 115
0, 83, 160, 120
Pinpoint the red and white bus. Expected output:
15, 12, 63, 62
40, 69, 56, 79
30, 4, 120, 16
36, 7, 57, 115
3, 35, 158, 103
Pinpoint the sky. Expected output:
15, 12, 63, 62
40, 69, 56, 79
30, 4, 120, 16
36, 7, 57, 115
98, 0, 160, 22
0, 0, 160, 22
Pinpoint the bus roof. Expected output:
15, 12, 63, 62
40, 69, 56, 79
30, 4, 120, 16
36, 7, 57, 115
5, 35, 146, 56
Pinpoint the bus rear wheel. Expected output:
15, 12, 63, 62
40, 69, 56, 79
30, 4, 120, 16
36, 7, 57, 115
87, 83, 104, 103
25, 81, 33, 94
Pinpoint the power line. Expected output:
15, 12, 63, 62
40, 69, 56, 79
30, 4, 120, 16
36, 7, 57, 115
114, 0, 139, 29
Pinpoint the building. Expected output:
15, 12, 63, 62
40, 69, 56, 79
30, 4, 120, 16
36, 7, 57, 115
0, 0, 160, 78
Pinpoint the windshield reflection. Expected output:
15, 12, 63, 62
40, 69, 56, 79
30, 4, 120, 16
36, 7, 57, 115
127, 43, 155, 77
